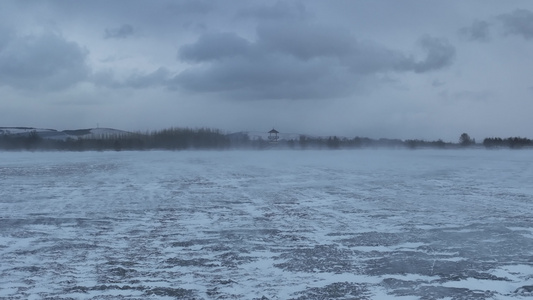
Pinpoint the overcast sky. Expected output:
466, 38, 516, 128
1, 0, 533, 141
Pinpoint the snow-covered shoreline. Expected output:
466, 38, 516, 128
0, 127, 131, 141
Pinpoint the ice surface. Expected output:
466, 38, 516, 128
0, 149, 532, 299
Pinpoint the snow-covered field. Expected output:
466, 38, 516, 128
1, 149, 532, 299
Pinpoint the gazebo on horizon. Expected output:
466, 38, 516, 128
268, 128, 279, 143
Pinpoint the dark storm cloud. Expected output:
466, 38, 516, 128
104, 24, 135, 39
178, 32, 251, 62
343, 35, 455, 74
461, 9, 533, 42
173, 30, 357, 99
412, 36, 456, 73
170, 22, 455, 100
256, 22, 355, 60
174, 53, 354, 99
498, 9, 533, 40
459, 20, 492, 42
0, 30, 89, 91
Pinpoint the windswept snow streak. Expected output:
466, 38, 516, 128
0, 150, 532, 299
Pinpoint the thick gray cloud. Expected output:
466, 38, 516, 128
178, 33, 251, 62
172, 23, 455, 100
460, 20, 492, 42
256, 22, 355, 60
412, 36, 456, 73
461, 9, 533, 42
104, 24, 135, 39
498, 9, 533, 39
174, 53, 354, 100
0, 30, 89, 91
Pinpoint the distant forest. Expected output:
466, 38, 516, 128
0, 128, 532, 151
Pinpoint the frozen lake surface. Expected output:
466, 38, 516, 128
1, 150, 533, 299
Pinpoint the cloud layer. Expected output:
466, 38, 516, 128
172, 22, 455, 100
461, 8, 533, 41
0, 30, 89, 91
498, 9, 533, 39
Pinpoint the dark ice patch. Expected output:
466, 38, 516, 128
290, 282, 370, 300
275, 244, 356, 273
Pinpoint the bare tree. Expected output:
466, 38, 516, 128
459, 133, 473, 146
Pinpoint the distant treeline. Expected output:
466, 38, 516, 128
0, 128, 230, 151
232, 133, 533, 150
482, 137, 533, 149
0, 128, 532, 151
